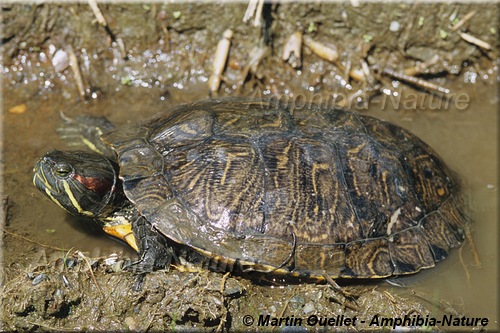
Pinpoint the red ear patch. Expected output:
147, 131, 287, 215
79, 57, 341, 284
74, 174, 113, 195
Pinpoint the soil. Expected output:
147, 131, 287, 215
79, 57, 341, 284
1, 2, 498, 332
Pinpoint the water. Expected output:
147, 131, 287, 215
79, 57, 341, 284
2, 80, 498, 328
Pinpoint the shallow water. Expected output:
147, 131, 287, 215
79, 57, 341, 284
2, 79, 498, 328
368, 82, 498, 325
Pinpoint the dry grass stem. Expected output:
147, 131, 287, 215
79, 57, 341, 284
451, 11, 476, 31
208, 29, 233, 95
303, 35, 339, 63
460, 32, 492, 50
2, 228, 67, 252
403, 54, 440, 76
382, 68, 450, 95
88, 0, 108, 27
77, 250, 104, 297
282, 31, 302, 68
68, 46, 86, 97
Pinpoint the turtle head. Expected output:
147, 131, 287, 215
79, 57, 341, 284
33, 150, 123, 218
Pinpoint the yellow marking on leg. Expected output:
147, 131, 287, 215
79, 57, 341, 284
82, 137, 101, 154
103, 224, 139, 252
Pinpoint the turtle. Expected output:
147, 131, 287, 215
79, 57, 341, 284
33, 98, 470, 280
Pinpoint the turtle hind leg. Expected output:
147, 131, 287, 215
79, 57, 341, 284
57, 112, 116, 159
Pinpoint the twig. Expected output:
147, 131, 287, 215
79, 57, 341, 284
77, 250, 104, 297
243, 0, 257, 23
216, 311, 227, 333
216, 272, 231, 333
303, 35, 339, 63
243, 0, 264, 27
458, 245, 471, 285
68, 46, 87, 98
411, 290, 463, 317
144, 303, 162, 332
323, 273, 359, 311
381, 67, 450, 95
27, 321, 81, 332
460, 32, 492, 51
253, 0, 264, 27
88, 0, 107, 27
219, 272, 231, 294
278, 297, 291, 318
208, 29, 233, 96
451, 11, 476, 31
116, 38, 127, 59
237, 45, 270, 92
282, 31, 302, 69
466, 228, 481, 268
88, 0, 117, 43
403, 54, 440, 76
2, 228, 67, 252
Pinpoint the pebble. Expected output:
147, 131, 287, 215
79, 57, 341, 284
65, 258, 77, 269
32, 273, 49, 286
390, 21, 400, 32
290, 294, 305, 309
302, 301, 315, 314
52, 49, 70, 72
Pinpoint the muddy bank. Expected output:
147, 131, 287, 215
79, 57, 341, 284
3, 251, 461, 332
2, 3, 497, 102
1, 2, 498, 332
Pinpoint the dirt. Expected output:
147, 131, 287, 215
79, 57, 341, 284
1, 2, 498, 332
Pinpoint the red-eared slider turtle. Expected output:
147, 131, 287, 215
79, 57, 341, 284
33, 98, 469, 279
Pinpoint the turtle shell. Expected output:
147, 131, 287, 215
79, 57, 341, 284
102, 98, 469, 279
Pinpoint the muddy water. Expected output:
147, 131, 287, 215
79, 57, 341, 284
2, 80, 498, 328
367, 81, 498, 325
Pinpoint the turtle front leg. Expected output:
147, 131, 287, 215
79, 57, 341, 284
57, 112, 116, 160
122, 215, 175, 273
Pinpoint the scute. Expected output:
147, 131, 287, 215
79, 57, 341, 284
102, 98, 469, 279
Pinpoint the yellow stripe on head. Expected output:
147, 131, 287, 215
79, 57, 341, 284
62, 181, 94, 217
44, 188, 67, 211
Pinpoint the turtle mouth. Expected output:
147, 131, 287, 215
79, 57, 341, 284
33, 158, 60, 196
33, 158, 74, 213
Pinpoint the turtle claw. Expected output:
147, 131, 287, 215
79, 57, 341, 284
121, 245, 174, 274
122, 260, 154, 274
122, 259, 161, 274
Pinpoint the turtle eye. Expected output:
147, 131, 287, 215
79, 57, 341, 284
54, 162, 73, 178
